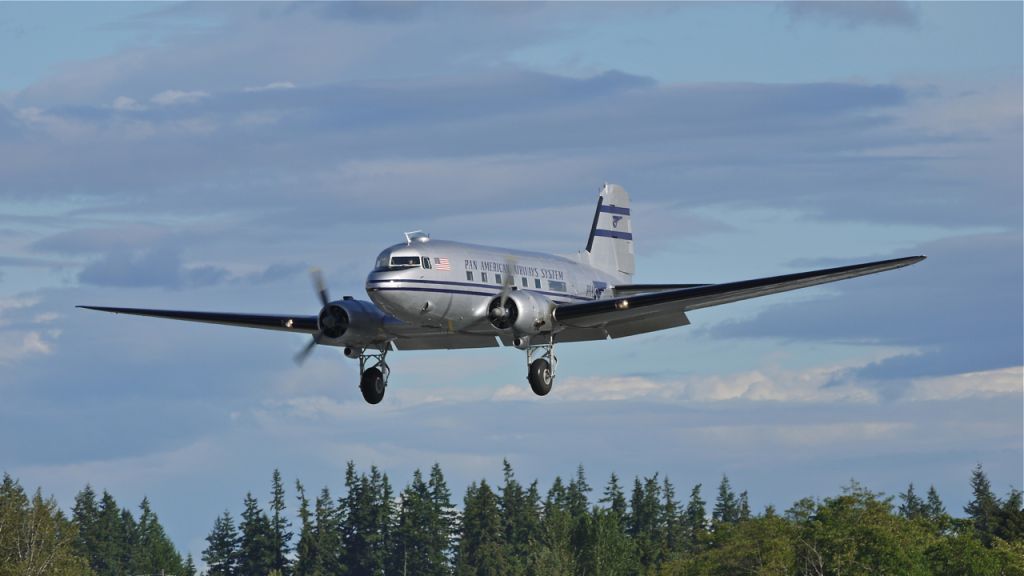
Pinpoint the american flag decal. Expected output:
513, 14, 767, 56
435, 257, 451, 271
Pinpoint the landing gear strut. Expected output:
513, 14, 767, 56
526, 335, 556, 396
358, 347, 389, 404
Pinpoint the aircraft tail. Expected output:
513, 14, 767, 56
584, 183, 635, 279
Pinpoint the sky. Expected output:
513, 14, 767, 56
0, 1, 1021, 563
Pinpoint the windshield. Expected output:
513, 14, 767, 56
390, 256, 421, 269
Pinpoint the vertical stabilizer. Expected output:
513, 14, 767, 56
585, 183, 635, 279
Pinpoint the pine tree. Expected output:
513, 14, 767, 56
269, 469, 293, 576
662, 476, 683, 557
899, 483, 927, 520
683, 483, 707, 552
965, 464, 1000, 546
203, 510, 240, 576
71, 485, 99, 566
712, 474, 739, 530
497, 460, 535, 576
456, 480, 506, 576
183, 552, 197, 576
738, 490, 751, 522
239, 492, 275, 575
997, 488, 1024, 543
93, 490, 130, 575
394, 469, 447, 576
315, 486, 345, 574
427, 462, 456, 571
294, 480, 316, 576
132, 497, 184, 575
629, 474, 664, 569
599, 473, 628, 520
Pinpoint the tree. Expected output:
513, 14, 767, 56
203, 510, 240, 576
662, 476, 683, 557
577, 507, 636, 576
315, 486, 345, 574
70, 485, 99, 568
456, 480, 506, 576
497, 460, 537, 576
91, 490, 130, 575
293, 481, 316, 576
997, 488, 1024, 543
738, 490, 752, 522
965, 464, 1000, 546
239, 493, 275, 576
599, 473, 627, 521
628, 474, 663, 569
182, 553, 197, 576
131, 497, 183, 575
712, 475, 739, 531
393, 469, 448, 576
683, 483, 707, 552
269, 470, 293, 576
899, 482, 927, 520
427, 463, 457, 571
0, 474, 91, 576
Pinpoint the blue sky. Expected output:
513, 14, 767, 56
0, 1, 1020, 562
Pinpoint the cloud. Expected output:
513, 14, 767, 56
77, 246, 228, 289
782, 1, 918, 29
906, 366, 1023, 402
242, 81, 295, 93
112, 96, 146, 111
150, 89, 209, 106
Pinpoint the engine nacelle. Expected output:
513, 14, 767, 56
487, 290, 555, 335
317, 299, 388, 346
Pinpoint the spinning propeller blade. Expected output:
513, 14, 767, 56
295, 268, 329, 365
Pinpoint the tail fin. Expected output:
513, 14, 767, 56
585, 183, 635, 279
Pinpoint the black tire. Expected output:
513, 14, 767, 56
528, 358, 553, 396
360, 367, 386, 404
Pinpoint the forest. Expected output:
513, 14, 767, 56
1, 461, 1021, 576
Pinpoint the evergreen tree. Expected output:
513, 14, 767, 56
183, 553, 197, 576
566, 464, 593, 566
578, 506, 636, 576
738, 490, 751, 522
394, 469, 447, 576
93, 490, 129, 575
997, 488, 1024, 543
315, 486, 345, 574
293, 481, 316, 576
497, 460, 535, 576
341, 463, 393, 575
269, 469, 293, 576
683, 483, 707, 552
926, 485, 947, 520
536, 476, 575, 575
599, 473, 627, 520
132, 497, 183, 575
965, 464, 1000, 546
628, 474, 663, 569
427, 463, 457, 571
712, 474, 739, 530
239, 492, 275, 576
71, 485, 99, 567
899, 482, 927, 520
456, 480, 506, 576
203, 510, 240, 576
662, 476, 683, 557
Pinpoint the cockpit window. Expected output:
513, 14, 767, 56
390, 256, 421, 269
374, 250, 422, 271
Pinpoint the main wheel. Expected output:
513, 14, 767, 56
528, 358, 553, 396
360, 367, 386, 404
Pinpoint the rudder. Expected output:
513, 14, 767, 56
585, 183, 635, 279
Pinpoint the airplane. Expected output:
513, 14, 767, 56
80, 184, 925, 405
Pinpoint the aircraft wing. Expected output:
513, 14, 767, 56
76, 306, 319, 334
554, 256, 925, 333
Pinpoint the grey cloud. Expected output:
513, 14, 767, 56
782, 1, 918, 29
706, 233, 1023, 383
77, 246, 229, 289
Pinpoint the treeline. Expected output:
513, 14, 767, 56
1, 463, 1022, 576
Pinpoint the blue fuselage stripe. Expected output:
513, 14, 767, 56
368, 286, 576, 305
599, 205, 630, 215
366, 278, 592, 301
593, 229, 633, 240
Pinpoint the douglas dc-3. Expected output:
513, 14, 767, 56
81, 184, 925, 404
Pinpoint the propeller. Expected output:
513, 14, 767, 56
488, 257, 518, 330
294, 268, 330, 365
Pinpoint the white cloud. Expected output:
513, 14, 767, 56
112, 96, 146, 111
150, 89, 209, 106
907, 366, 1023, 401
0, 331, 54, 364
242, 81, 296, 92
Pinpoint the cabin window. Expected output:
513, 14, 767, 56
466, 271, 474, 281
548, 280, 567, 292
390, 256, 421, 269
422, 258, 432, 269
534, 278, 542, 289
521, 277, 528, 287
482, 272, 488, 283
495, 273, 502, 284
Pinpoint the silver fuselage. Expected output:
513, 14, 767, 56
365, 239, 621, 334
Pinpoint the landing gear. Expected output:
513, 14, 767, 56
358, 347, 389, 404
526, 335, 556, 396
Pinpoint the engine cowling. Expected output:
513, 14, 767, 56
317, 299, 387, 345
487, 290, 555, 335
